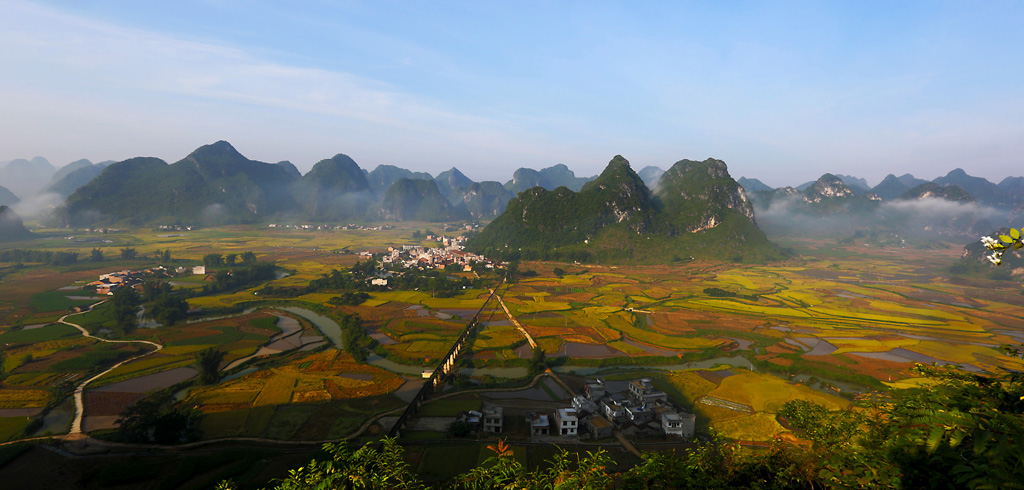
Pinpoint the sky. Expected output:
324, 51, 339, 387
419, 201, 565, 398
1, 0, 1023, 187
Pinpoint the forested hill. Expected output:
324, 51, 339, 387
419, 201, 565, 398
60, 141, 300, 226
0, 206, 34, 241
466, 156, 785, 264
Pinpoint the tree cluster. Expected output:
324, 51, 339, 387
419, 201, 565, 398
115, 393, 202, 444
111, 285, 141, 334
0, 249, 78, 266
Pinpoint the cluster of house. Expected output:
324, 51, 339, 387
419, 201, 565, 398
376, 244, 501, 273
156, 224, 196, 231
86, 267, 171, 295
529, 378, 695, 440
267, 223, 393, 231
455, 406, 504, 434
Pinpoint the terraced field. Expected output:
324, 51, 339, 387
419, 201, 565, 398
3, 226, 1024, 445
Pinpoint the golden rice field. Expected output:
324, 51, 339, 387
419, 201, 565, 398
4, 225, 1024, 443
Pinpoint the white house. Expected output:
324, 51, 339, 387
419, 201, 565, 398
192, 265, 206, 275
482, 406, 503, 433
554, 408, 579, 436
661, 411, 696, 438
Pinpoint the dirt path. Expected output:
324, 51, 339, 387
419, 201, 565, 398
492, 288, 537, 349
57, 300, 163, 436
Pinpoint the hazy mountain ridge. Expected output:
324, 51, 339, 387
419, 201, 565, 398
46, 161, 112, 198
0, 185, 19, 206
19, 141, 1024, 232
0, 205, 35, 241
504, 164, 595, 195
377, 178, 467, 222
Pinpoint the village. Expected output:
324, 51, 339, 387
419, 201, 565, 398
84, 266, 174, 296
447, 376, 696, 443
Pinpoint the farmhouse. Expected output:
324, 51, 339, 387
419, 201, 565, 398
554, 408, 578, 436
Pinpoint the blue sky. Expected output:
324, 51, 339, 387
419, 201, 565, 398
1, 0, 1022, 187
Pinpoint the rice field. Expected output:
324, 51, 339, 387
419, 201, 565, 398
5, 226, 1024, 444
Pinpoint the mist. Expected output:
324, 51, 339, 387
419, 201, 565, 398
754, 196, 1008, 242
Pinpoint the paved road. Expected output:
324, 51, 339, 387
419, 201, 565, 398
57, 301, 163, 435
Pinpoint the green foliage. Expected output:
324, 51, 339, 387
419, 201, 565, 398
329, 291, 371, 306
90, 248, 103, 261
468, 156, 786, 264
195, 347, 225, 384
528, 346, 546, 377
115, 393, 202, 444
111, 285, 140, 334
0, 249, 78, 265
204, 253, 224, 268
981, 228, 1024, 266
340, 313, 370, 363
120, 247, 137, 260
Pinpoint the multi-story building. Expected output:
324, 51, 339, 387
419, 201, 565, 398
554, 408, 579, 436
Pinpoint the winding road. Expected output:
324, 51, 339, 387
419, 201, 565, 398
57, 301, 163, 436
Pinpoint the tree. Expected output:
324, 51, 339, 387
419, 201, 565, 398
203, 253, 224, 268
195, 347, 225, 384
224, 253, 237, 266
111, 285, 140, 334
553, 267, 566, 277
161, 248, 171, 262
116, 393, 202, 444
120, 247, 137, 260
152, 292, 188, 326
240, 251, 257, 266
528, 345, 546, 376
90, 248, 103, 262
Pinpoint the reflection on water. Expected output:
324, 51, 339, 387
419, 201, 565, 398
365, 353, 429, 375
36, 397, 74, 435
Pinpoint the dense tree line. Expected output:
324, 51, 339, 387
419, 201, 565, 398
307, 260, 478, 298
111, 285, 140, 334
115, 393, 202, 444
339, 313, 370, 362
0, 249, 78, 266
199, 261, 277, 295
144, 281, 189, 326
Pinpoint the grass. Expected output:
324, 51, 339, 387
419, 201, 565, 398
710, 371, 849, 413
263, 406, 314, 440
0, 417, 32, 442
418, 395, 482, 417
27, 290, 97, 313
0, 323, 80, 345
714, 412, 788, 442
417, 444, 482, 481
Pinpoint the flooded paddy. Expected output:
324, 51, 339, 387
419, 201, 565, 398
550, 341, 623, 358
94, 367, 198, 393
369, 332, 398, 345
799, 337, 838, 356
438, 309, 477, 319
393, 378, 425, 403
849, 348, 984, 372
